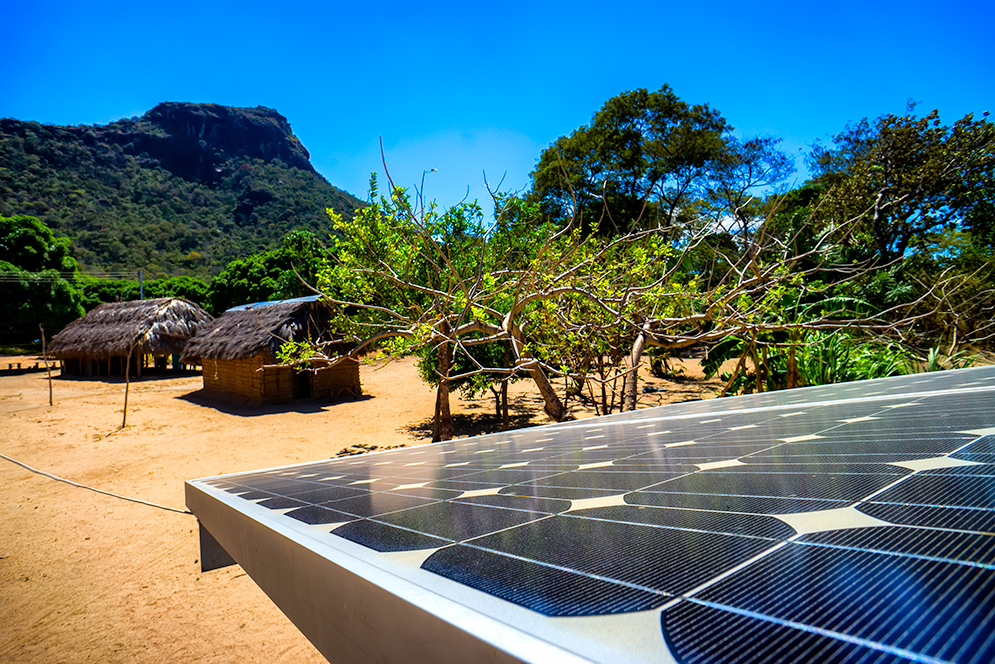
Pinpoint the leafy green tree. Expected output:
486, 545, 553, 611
77, 275, 211, 310
304, 176, 700, 426
147, 276, 211, 306
804, 109, 995, 352
207, 230, 327, 313
0, 262, 85, 345
0, 215, 84, 344
705, 136, 794, 260
416, 334, 521, 431
530, 85, 729, 235
276, 98, 994, 431
0, 214, 76, 273
811, 107, 995, 263
314, 177, 494, 438
77, 277, 143, 309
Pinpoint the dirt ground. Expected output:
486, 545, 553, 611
0, 355, 724, 663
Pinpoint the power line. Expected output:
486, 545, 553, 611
0, 270, 145, 283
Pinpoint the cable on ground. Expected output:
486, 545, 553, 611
0, 452, 193, 515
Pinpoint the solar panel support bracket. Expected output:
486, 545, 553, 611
198, 521, 237, 572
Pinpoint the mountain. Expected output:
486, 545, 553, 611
0, 103, 363, 276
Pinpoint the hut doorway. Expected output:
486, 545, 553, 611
293, 370, 312, 399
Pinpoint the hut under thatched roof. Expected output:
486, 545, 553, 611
49, 297, 214, 378
182, 295, 360, 405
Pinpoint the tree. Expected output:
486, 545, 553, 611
705, 136, 794, 260
292, 169, 972, 436
811, 107, 995, 263
279, 98, 992, 436
530, 85, 729, 235
0, 215, 84, 344
207, 230, 327, 313
0, 214, 76, 273
312, 176, 504, 438
147, 276, 211, 306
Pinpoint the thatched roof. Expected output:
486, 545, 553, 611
182, 296, 333, 362
48, 298, 214, 359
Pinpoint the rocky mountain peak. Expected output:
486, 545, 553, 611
126, 102, 315, 181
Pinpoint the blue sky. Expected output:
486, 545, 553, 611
2, 0, 992, 213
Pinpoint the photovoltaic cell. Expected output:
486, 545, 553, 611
667, 542, 995, 664
186, 365, 995, 664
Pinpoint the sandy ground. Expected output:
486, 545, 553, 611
0, 355, 723, 663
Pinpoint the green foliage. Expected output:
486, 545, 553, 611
0, 215, 85, 343
76, 275, 211, 311
294, 91, 995, 420
924, 346, 977, 372
530, 85, 729, 235
148, 275, 211, 304
276, 338, 320, 369
811, 107, 995, 263
0, 214, 76, 272
416, 336, 517, 398
0, 260, 85, 344
801, 333, 914, 384
73, 230, 323, 314
320, 177, 488, 348
207, 230, 327, 313
77, 277, 142, 309
704, 331, 917, 396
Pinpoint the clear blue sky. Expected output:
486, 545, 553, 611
2, 0, 992, 213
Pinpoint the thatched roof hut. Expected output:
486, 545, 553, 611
51, 297, 213, 359
49, 297, 214, 377
182, 295, 331, 363
182, 295, 360, 405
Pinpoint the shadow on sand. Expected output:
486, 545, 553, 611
52, 369, 203, 383
400, 410, 540, 440
177, 389, 374, 417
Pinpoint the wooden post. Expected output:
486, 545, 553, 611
122, 329, 137, 429
40, 324, 52, 406
123, 346, 132, 428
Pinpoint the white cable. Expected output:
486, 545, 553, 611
0, 452, 193, 515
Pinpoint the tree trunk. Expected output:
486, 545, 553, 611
871, 188, 892, 261
507, 324, 569, 421
433, 381, 453, 441
750, 345, 764, 393
598, 356, 609, 415
490, 385, 501, 419
622, 321, 652, 412
719, 343, 752, 398
501, 379, 509, 430
501, 342, 510, 431
432, 323, 454, 442
522, 362, 567, 421
786, 344, 799, 389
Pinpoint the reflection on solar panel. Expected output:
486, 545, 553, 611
186, 366, 995, 664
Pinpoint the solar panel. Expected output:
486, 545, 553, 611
185, 365, 995, 664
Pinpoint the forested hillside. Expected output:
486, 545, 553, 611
0, 103, 363, 276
